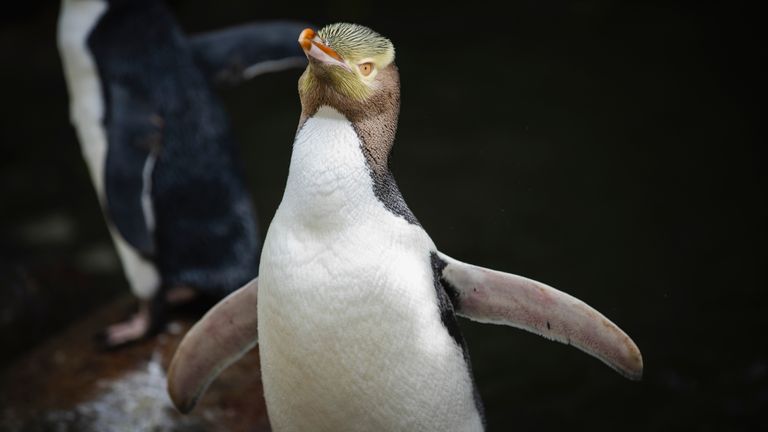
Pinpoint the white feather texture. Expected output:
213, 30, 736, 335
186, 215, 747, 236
58, 0, 160, 299
258, 107, 483, 431
57, 0, 108, 196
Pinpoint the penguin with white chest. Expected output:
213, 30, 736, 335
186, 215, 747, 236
57, 0, 309, 346
168, 23, 643, 431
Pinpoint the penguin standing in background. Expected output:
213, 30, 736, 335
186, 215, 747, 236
167, 23, 643, 431
57, 0, 308, 347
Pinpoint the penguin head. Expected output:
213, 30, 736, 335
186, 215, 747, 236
298, 23, 398, 116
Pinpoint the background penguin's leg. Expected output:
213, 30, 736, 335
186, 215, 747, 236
95, 85, 166, 348
168, 277, 259, 413
96, 239, 164, 348
435, 252, 643, 380
93, 227, 163, 348
189, 20, 309, 86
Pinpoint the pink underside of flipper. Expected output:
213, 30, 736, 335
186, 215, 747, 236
438, 252, 643, 380
167, 277, 260, 413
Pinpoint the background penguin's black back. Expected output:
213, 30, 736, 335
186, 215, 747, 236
90, 0, 259, 294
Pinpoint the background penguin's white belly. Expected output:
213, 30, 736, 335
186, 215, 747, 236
58, 0, 108, 197
258, 107, 482, 431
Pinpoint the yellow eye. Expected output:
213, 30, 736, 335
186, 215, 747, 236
358, 62, 374, 77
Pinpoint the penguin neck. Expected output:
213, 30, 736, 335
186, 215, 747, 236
298, 64, 401, 178
290, 87, 419, 225
282, 106, 384, 229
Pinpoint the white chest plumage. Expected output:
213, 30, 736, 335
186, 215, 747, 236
58, 0, 108, 198
257, 107, 483, 431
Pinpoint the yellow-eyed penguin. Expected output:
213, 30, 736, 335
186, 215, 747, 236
167, 23, 643, 431
57, 0, 309, 347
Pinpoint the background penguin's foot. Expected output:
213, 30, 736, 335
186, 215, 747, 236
98, 313, 150, 348
93, 288, 217, 350
1, 294, 270, 431
94, 300, 164, 350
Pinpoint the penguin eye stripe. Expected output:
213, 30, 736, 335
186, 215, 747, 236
358, 62, 374, 76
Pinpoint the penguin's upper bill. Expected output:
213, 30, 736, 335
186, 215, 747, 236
298, 23, 395, 100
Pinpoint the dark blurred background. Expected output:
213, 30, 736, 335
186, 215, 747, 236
0, 0, 764, 431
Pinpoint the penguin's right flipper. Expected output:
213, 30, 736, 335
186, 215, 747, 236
435, 252, 643, 381
104, 83, 163, 256
189, 21, 309, 86
167, 277, 259, 413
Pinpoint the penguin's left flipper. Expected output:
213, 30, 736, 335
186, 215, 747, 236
167, 277, 259, 413
189, 21, 310, 86
104, 83, 163, 256
435, 252, 644, 381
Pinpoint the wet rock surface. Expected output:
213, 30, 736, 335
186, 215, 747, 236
0, 296, 269, 432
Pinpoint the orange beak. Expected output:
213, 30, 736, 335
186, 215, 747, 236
298, 28, 350, 70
